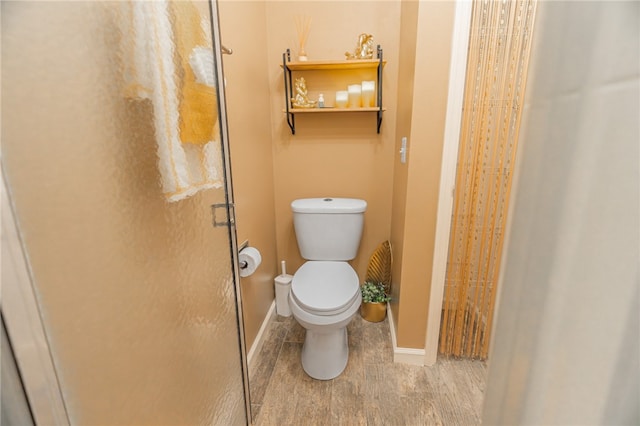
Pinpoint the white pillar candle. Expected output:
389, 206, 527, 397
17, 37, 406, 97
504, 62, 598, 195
347, 84, 362, 108
335, 91, 348, 108
361, 80, 376, 108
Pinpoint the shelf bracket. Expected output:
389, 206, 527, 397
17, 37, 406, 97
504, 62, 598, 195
283, 49, 296, 134
376, 45, 383, 134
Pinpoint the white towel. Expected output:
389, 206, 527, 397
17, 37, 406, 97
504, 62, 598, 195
120, 1, 223, 202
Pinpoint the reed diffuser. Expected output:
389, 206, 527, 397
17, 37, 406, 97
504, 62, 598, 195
295, 15, 311, 61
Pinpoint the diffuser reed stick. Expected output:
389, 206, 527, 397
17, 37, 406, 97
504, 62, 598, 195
295, 15, 311, 61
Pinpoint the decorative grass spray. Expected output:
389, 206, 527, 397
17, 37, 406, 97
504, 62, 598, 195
295, 15, 311, 61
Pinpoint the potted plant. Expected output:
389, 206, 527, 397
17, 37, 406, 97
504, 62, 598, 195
360, 280, 391, 322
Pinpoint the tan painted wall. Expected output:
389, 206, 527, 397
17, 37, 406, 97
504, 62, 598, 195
390, 1, 456, 348
220, 1, 453, 348
220, 0, 452, 351
389, 0, 419, 340
264, 1, 401, 282
220, 0, 453, 352
219, 0, 278, 349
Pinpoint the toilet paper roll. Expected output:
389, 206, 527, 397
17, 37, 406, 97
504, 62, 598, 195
239, 247, 262, 277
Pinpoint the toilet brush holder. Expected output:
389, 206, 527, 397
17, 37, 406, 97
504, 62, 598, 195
275, 274, 293, 317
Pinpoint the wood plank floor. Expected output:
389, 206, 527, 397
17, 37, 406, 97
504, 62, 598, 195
249, 313, 487, 425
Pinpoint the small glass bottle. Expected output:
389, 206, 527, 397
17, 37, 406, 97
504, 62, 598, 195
318, 93, 325, 108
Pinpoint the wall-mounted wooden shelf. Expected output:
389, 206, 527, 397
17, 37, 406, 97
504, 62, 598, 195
285, 107, 387, 114
281, 58, 386, 71
281, 46, 385, 134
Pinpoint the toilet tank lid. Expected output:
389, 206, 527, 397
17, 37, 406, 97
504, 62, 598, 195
291, 198, 367, 214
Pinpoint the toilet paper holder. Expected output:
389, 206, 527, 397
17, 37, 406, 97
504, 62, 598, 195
239, 239, 249, 269
238, 244, 262, 277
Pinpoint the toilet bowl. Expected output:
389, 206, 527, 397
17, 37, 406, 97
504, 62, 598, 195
289, 197, 366, 380
289, 261, 361, 380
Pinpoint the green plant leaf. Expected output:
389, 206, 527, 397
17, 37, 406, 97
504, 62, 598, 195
361, 280, 391, 303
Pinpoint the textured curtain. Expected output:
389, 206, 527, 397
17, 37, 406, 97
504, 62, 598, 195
440, 0, 537, 359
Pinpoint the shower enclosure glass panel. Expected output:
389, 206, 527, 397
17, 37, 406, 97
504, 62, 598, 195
1, 1, 247, 424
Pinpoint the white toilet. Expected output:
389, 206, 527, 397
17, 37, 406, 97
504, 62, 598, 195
289, 197, 367, 380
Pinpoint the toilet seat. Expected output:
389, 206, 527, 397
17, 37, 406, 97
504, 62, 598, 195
291, 261, 360, 316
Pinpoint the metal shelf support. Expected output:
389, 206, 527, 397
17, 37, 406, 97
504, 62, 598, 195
283, 49, 295, 134
376, 45, 383, 134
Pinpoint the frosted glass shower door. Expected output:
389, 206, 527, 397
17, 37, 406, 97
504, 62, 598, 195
1, 1, 248, 424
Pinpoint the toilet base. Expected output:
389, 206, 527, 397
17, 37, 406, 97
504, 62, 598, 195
301, 327, 349, 380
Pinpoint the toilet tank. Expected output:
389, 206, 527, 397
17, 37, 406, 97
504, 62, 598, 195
291, 198, 367, 261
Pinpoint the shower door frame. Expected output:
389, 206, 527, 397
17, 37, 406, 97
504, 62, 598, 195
207, 0, 253, 421
1, 170, 70, 425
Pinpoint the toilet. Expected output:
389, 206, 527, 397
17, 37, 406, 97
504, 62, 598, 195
289, 197, 367, 380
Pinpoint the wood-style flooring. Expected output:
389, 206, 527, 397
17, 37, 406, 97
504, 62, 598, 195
249, 313, 487, 425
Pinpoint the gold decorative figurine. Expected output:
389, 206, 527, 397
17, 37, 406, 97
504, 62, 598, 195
345, 33, 375, 60
291, 77, 317, 108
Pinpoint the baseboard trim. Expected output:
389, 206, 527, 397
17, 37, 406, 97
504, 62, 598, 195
387, 304, 426, 366
249, 301, 427, 367
246, 300, 276, 370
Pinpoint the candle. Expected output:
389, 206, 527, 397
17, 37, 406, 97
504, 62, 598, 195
361, 80, 376, 108
335, 91, 348, 108
347, 84, 362, 108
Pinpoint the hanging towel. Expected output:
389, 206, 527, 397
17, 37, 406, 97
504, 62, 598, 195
119, 0, 223, 202
171, 1, 220, 146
